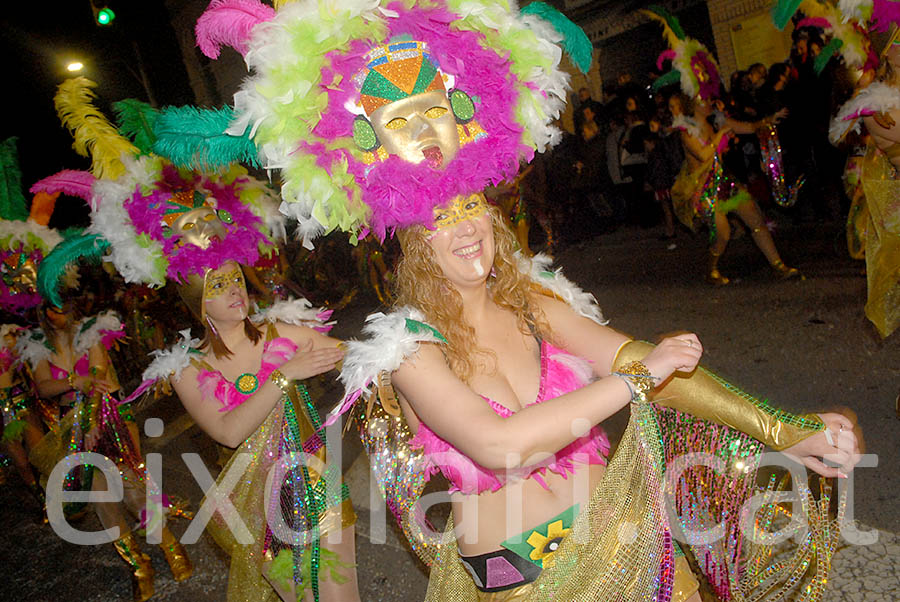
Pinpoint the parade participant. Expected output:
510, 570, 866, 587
38, 78, 361, 602
828, 17, 900, 338
645, 8, 799, 284
192, 1, 861, 600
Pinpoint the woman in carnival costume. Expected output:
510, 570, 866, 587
0, 137, 55, 513
43, 79, 362, 601
188, 1, 862, 600
824, 2, 900, 338
645, 8, 801, 285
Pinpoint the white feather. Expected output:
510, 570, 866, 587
830, 82, 900, 144
250, 297, 335, 329
141, 329, 201, 384
0, 220, 63, 254
15, 328, 52, 371
518, 252, 607, 325
333, 307, 444, 419
74, 311, 123, 355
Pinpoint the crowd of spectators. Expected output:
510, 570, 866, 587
529, 26, 856, 250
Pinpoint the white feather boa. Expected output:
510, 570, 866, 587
672, 115, 704, 143
0, 220, 63, 254
141, 329, 201, 384
74, 311, 123, 355
15, 328, 52, 371
520, 253, 607, 326
88, 154, 167, 286
830, 82, 900, 143
250, 297, 335, 330
331, 306, 443, 422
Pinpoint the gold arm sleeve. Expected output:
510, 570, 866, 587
613, 340, 824, 451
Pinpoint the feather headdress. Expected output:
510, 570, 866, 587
182, 0, 592, 245
36, 79, 287, 306
643, 6, 722, 100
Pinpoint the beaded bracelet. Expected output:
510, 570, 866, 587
269, 369, 290, 394
612, 360, 657, 403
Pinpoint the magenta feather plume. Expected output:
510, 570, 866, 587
872, 0, 900, 32
657, 49, 677, 71
195, 0, 275, 59
796, 17, 832, 30
30, 170, 96, 204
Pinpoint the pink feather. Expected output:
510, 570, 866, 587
657, 49, 677, 71
796, 17, 832, 30
872, 0, 900, 32
195, 0, 275, 59
30, 170, 95, 204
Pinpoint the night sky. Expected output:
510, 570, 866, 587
1, 1, 194, 227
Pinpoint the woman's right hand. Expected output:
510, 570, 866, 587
640, 334, 703, 383
278, 340, 345, 381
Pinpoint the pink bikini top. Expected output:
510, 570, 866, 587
196, 337, 297, 411
50, 354, 90, 380
409, 341, 611, 495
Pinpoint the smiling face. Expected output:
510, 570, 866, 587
202, 261, 249, 323
170, 207, 226, 250
425, 194, 494, 288
369, 90, 460, 168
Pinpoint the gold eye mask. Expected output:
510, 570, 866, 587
204, 265, 245, 301
430, 194, 489, 233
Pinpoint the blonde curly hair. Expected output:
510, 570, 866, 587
394, 204, 550, 382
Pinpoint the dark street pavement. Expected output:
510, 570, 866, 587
2, 219, 898, 600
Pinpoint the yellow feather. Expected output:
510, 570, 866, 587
641, 9, 682, 50
54, 77, 137, 180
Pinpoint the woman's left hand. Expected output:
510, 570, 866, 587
780, 412, 861, 478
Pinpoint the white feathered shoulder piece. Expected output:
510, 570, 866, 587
15, 328, 52, 371
327, 307, 445, 423
830, 82, 900, 144
74, 311, 124, 355
141, 329, 201, 384
250, 297, 335, 332
519, 253, 607, 326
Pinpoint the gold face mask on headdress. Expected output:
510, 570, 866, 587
170, 207, 227, 250
370, 90, 460, 168
2, 253, 38, 295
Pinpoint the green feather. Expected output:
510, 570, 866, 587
0, 137, 29, 222
814, 38, 843, 75
405, 318, 447, 343
521, 2, 593, 73
771, 0, 804, 30
113, 99, 160, 155
151, 105, 260, 169
646, 5, 686, 40
37, 232, 110, 308
652, 69, 682, 91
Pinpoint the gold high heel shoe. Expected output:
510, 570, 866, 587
160, 526, 193, 582
706, 250, 730, 286
771, 259, 799, 279
113, 532, 155, 602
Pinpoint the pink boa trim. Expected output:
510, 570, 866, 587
310, 2, 530, 239
313, 309, 334, 333
30, 170, 96, 205
657, 49, 677, 71
195, 0, 275, 59
124, 164, 268, 281
409, 343, 610, 495
100, 328, 126, 349
872, 0, 900, 32
796, 17, 832, 31
197, 337, 296, 411
716, 132, 732, 154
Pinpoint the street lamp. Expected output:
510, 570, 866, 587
67, 62, 84, 73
